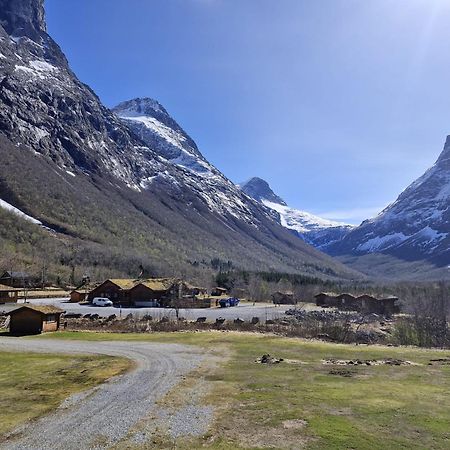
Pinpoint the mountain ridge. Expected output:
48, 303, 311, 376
0, 0, 360, 282
329, 135, 450, 268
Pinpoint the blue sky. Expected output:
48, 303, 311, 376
46, 0, 450, 224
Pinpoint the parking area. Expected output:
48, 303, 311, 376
0, 298, 321, 323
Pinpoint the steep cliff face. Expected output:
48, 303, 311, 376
0, 0, 46, 39
329, 136, 450, 267
0, 0, 358, 280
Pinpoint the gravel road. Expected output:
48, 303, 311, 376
0, 298, 307, 321
0, 338, 209, 450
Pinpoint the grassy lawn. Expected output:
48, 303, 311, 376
0, 350, 130, 438
33, 331, 450, 449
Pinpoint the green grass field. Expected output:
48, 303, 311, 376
33, 331, 450, 449
0, 350, 130, 438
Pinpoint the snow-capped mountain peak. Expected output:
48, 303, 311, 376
113, 98, 212, 175
240, 178, 354, 249
329, 135, 450, 266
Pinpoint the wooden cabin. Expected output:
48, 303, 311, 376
0, 271, 33, 288
131, 279, 203, 307
211, 287, 228, 297
336, 293, 359, 310
130, 278, 179, 307
272, 291, 297, 305
7, 305, 64, 335
87, 279, 138, 306
87, 278, 207, 307
357, 295, 399, 316
69, 289, 87, 303
0, 283, 20, 304
314, 292, 340, 307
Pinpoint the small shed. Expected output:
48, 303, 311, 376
69, 289, 87, 303
7, 305, 64, 335
272, 291, 297, 305
211, 287, 227, 297
0, 283, 20, 304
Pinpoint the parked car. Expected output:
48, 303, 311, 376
92, 297, 113, 307
219, 297, 240, 308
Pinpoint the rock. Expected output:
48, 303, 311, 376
196, 317, 207, 323
256, 354, 283, 364
215, 317, 226, 325
251, 317, 260, 325
107, 314, 117, 321
234, 318, 244, 324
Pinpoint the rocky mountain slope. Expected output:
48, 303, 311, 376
240, 178, 354, 250
329, 136, 450, 268
0, 0, 358, 282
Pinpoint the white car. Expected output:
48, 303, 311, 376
92, 297, 113, 307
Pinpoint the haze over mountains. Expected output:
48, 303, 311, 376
0, 0, 358, 281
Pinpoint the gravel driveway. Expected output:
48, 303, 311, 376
0, 338, 209, 449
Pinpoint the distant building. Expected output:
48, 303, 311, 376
357, 295, 399, 316
314, 292, 341, 307
87, 278, 205, 307
7, 305, 64, 335
69, 289, 87, 303
211, 287, 228, 297
0, 271, 33, 288
315, 292, 400, 315
336, 293, 359, 310
0, 284, 20, 304
272, 291, 297, 305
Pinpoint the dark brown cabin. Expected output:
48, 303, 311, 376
87, 279, 137, 305
272, 291, 297, 305
211, 287, 227, 296
315, 292, 340, 307
7, 305, 64, 335
336, 293, 359, 310
0, 271, 33, 288
357, 295, 399, 316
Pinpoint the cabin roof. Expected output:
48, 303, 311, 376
134, 278, 177, 291
8, 305, 64, 316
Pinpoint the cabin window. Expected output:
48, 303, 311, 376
47, 315, 56, 322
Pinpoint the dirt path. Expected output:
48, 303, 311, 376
0, 338, 208, 450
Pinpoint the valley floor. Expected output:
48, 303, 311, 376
1, 332, 449, 449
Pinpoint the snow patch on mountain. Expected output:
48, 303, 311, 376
0, 198, 42, 225
262, 200, 348, 233
114, 99, 214, 176
240, 177, 354, 250
330, 136, 450, 265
